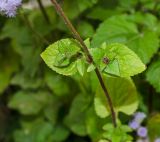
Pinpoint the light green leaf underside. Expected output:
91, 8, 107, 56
41, 38, 83, 76
76, 58, 86, 76
90, 43, 146, 77
94, 76, 139, 118
146, 60, 160, 93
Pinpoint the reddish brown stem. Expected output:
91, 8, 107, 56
50, 0, 117, 127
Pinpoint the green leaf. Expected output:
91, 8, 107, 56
34, 122, 54, 142
102, 123, 133, 142
44, 70, 70, 96
0, 18, 42, 76
0, 47, 19, 94
84, 38, 91, 49
118, 0, 138, 9
91, 15, 138, 48
44, 99, 61, 126
98, 140, 110, 142
77, 21, 94, 38
76, 58, 86, 76
51, 125, 70, 142
127, 12, 158, 31
94, 76, 139, 118
147, 114, 160, 141
85, 106, 109, 141
126, 30, 159, 64
28, 7, 56, 36
87, 64, 96, 72
92, 15, 159, 64
14, 118, 69, 142
8, 91, 50, 115
146, 60, 160, 93
90, 43, 146, 77
64, 94, 92, 136
41, 38, 83, 76
11, 72, 43, 89
63, 0, 98, 19
87, 7, 119, 21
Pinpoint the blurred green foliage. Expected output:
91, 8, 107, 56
0, 0, 160, 142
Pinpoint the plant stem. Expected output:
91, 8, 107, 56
37, 0, 50, 24
50, 0, 117, 127
51, 0, 92, 63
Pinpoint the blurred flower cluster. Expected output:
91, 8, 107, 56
0, 0, 22, 17
129, 112, 160, 142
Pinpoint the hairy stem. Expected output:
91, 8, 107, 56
50, 0, 117, 127
37, 0, 50, 24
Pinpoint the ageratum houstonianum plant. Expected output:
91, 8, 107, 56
0, 0, 22, 17
0, 0, 146, 141
2, 0, 160, 142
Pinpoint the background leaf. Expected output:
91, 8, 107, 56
94, 76, 139, 118
146, 60, 160, 93
64, 94, 92, 136
8, 91, 50, 115
92, 15, 159, 64
91, 15, 138, 48
63, 0, 98, 19
148, 114, 160, 141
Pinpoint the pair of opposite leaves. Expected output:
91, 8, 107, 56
41, 38, 146, 77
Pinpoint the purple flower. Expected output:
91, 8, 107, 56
134, 112, 146, 124
0, 0, 22, 17
129, 120, 140, 130
155, 138, 160, 142
137, 127, 148, 138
